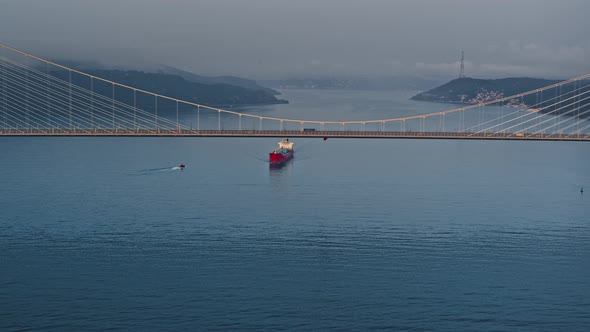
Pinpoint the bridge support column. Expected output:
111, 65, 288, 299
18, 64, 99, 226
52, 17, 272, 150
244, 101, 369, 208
155, 95, 158, 133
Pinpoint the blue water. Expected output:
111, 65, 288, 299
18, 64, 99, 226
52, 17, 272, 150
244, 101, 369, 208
1, 89, 590, 331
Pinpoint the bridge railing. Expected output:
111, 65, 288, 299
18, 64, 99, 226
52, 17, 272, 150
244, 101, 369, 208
2, 128, 589, 141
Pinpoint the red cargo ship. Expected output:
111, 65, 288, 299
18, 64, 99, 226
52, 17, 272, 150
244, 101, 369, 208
269, 138, 294, 165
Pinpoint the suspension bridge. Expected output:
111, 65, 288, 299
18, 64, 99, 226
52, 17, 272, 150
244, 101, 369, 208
1, 43, 589, 141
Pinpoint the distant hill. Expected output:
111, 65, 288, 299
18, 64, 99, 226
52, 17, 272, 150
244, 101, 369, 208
411, 77, 560, 104
261, 76, 444, 91
50, 60, 287, 107
158, 65, 280, 96
411, 77, 590, 118
85, 69, 287, 106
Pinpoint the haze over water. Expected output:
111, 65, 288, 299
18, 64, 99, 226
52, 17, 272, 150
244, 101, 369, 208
2, 89, 590, 331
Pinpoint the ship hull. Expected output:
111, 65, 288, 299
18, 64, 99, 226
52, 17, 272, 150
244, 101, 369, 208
269, 150, 294, 164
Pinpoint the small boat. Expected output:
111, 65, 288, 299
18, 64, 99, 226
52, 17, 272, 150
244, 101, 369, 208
179, 164, 186, 169
269, 138, 294, 165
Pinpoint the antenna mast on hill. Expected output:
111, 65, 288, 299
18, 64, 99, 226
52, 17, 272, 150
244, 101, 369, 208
459, 51, 465, 78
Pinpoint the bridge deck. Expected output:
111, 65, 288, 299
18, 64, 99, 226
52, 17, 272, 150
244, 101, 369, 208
1, 129, 589, 141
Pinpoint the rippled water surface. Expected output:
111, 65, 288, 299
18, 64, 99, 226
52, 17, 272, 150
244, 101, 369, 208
1, 89, 590, 331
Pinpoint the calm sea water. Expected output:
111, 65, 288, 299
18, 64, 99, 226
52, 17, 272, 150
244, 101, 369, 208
1, 89, 590, 331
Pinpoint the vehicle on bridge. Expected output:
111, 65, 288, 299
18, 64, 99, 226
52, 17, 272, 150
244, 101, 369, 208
269, 138, 294, 165
300, 128, 316, 132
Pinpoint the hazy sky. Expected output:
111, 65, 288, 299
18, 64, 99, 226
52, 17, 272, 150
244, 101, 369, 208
1, 0, 589, 80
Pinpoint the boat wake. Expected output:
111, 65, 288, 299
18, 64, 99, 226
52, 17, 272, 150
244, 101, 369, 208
248, 154, 269, 163
142, 167, 176, 172
135, 165, 186, 175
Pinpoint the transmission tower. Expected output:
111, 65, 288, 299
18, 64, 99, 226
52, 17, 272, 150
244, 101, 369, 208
459, 51, 465, 78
